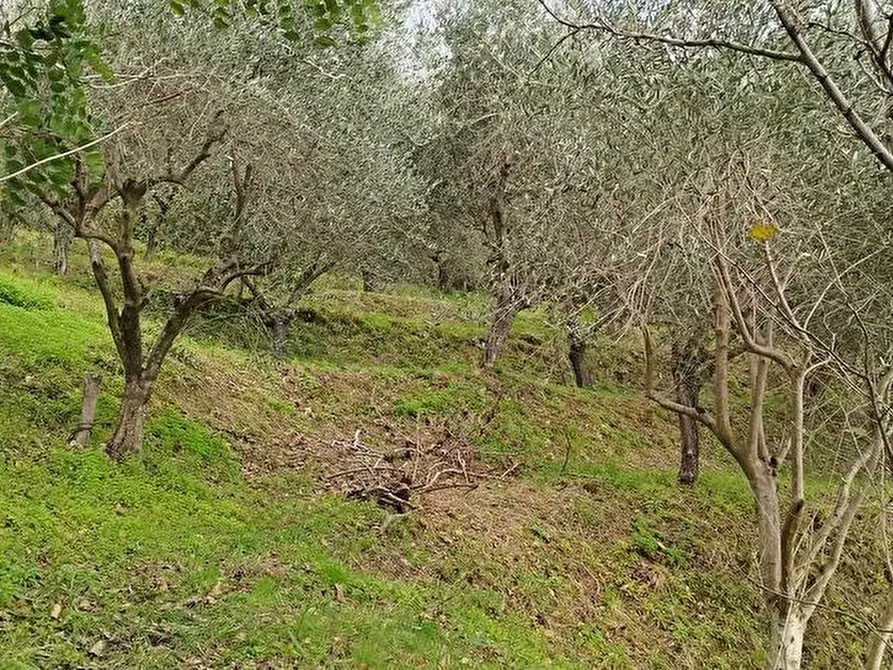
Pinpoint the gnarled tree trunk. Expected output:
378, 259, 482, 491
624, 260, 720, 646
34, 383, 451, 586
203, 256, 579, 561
39, 113, 233, 460
105, 376, 152, 460
144, 224, 160, 262
481, 286, 523, 368
568, 333, 591, 388
481, 157, 522, 370
429, 250, 451, 293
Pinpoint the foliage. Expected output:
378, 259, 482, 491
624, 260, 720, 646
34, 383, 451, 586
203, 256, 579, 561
0, 269, 53, 309
3, 0, 893, 666
1, 0, 110, 204
0, 0, 380, 202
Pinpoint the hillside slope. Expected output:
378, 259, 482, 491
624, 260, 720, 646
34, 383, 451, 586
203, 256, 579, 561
0, 236, 881, 669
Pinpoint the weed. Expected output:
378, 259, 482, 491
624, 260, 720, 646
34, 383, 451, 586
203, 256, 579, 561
629, 517, 660, 558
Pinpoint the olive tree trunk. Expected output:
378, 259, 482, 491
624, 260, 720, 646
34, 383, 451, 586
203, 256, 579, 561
481, 287, 523, 368
675, 383, 700, 484
362, 269, 375, 292
39, 125, 249, 459
271, 312, 292, 358
243, 259, 332, 359
768, 606, 807, 670
671, 336, 709, 485
643, 257, 889, 670
865, 586, 893, 669
105, 376, 152, 460
568, 333, 591, 388
53, 224, 72, 276
480, 157, 524, 370
748, 462, 806, 670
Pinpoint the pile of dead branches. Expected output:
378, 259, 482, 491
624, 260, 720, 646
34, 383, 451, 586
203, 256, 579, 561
324, 423, 519, 513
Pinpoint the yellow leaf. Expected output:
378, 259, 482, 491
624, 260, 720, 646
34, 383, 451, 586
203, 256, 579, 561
749, 219, 777, 242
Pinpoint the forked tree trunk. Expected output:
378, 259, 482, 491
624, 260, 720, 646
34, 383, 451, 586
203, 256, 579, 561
42, 113, 232, 461
105, 376, 152, 460
645, 258, 890, 670
53, 225, 71, 276
429, 251, 451, 293
568, 334, 591, 388
246, 262, 330, 359
481, 290, 523, 369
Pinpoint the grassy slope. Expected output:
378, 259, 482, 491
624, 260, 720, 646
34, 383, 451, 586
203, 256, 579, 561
0, 235, 883, 669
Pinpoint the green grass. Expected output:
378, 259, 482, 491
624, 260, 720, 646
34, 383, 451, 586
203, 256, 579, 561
0, 423, 584, 668
0, 235, 882, 668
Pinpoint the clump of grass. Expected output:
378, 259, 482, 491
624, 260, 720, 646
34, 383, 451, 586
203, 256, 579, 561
0, 270, 54, 310
393, 382, 486, 418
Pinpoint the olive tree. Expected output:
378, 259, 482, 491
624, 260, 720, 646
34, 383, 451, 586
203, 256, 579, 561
535, 1, 893, 665
2, 0, 384, 457
413, 0, 642, 370
32, 78, 279, 458
628, 50, 893, 670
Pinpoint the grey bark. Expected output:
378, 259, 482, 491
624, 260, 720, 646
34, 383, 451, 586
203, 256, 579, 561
69, 375, 102, 448
481, 288, 523, 368
53, 225, 72, 276
105, 377, 151, 460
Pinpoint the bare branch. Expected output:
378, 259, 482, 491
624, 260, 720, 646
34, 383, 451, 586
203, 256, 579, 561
643, 327, 718, 432
0, 124, 130, 183
770, 0, 893, 175
537, 0, 803, 62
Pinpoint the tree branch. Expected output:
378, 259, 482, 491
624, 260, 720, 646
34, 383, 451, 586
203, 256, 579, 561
643, 326, 718, 432
716, 252, 796, 371
537, 0, 803, 62
86, 240, 126, 363
770, 0, 893, 175
146, 111, 228, 188
0, 124, 130, 183
285, 258, 335, 309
